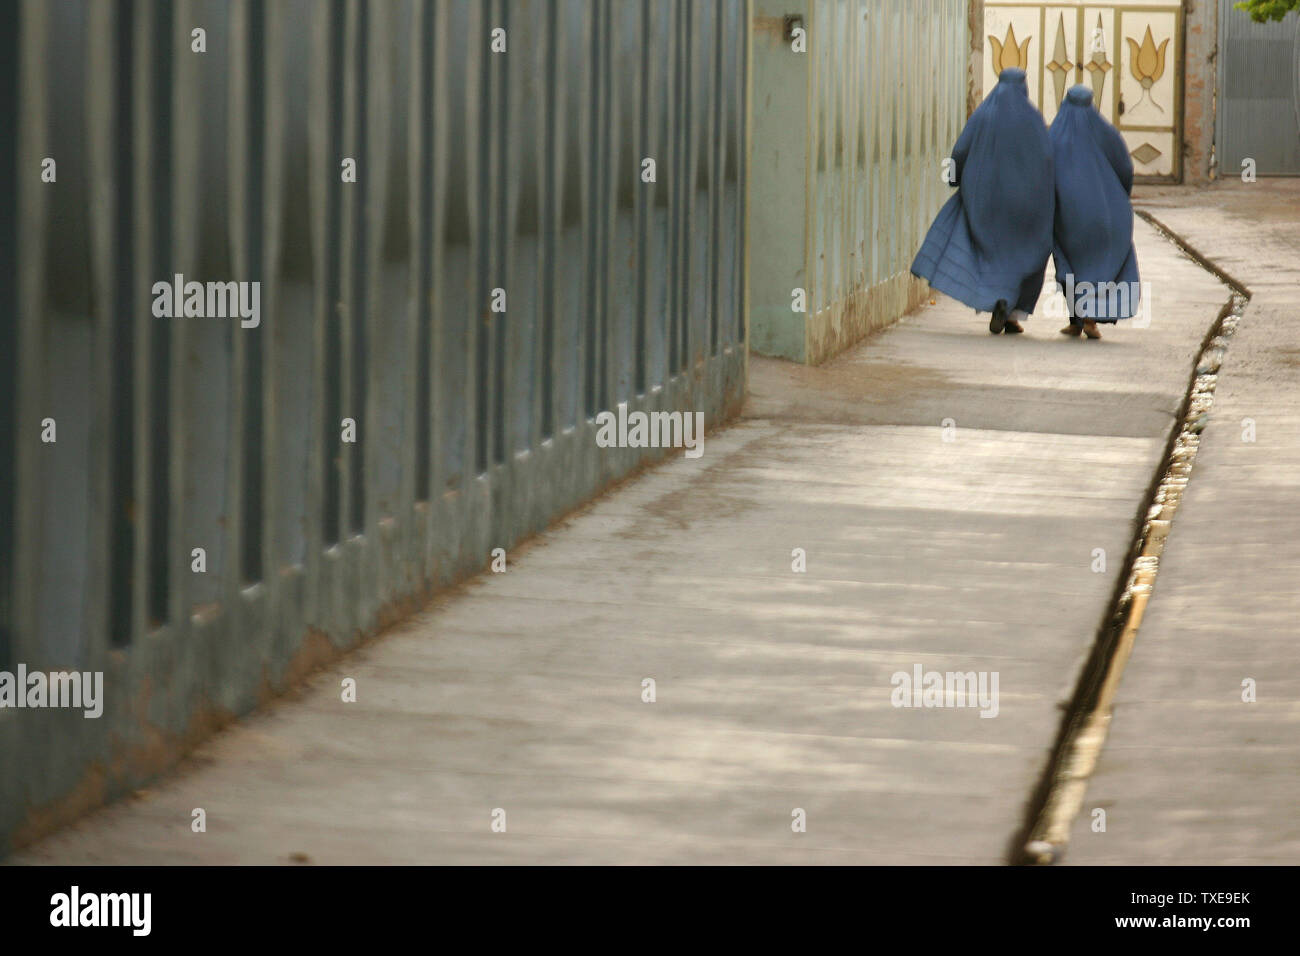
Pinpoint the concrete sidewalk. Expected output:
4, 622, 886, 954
12, 218, 1226, 865
1066, 182, 1300, 864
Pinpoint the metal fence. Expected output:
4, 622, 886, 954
806, 0, 967, 361
1217, 4, 1300, 176
748, 0, 968, 364
0, 0, 748, 851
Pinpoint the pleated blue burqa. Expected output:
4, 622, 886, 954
1049, 85, 1139, 322
910, 68, 1053, 317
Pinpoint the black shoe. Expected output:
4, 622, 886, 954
988, 302, 1008, 334
1003, 319, 1024, 334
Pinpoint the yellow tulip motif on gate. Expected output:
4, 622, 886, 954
1125, 26, 1168, 113
988, 23, 1032, 74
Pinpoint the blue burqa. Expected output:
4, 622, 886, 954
911, 68, 1053, 316
1049, 85, 1139, 322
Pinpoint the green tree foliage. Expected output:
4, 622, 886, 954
1235, 0, 1300, 22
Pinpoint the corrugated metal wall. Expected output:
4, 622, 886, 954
0, 0, 748, 851
806, 0, 967, 361
747, 0, 968, 364
1217, 5, 1300, 176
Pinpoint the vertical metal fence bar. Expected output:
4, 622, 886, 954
832, 1, 842, 328
183, 0, 235, 622
304, 0, 331, 618
664, 0, 677, 378
807, 0, 816, 323
420, 0, 444, 577
538, 0, 558, 441
393, 0, 408, 580
391, 0, 413, 587
718, 0, 728, 355
392, 0, 417, 569
595, 1, 613, 415
475, 0, 490, 475
1, 0, 41, 822
458, 0, 483, 517
412, 0, 433, 504
605, 3, 619, 408
906, 0, 917, 271
491, 0, 510, 469
396, 0, 423, 587
360, 0, 391, 610
883, 0, 896, 282
0, 0, 18, 671
866, 0, 878, 290
687, 0, 704, 374
720, 0, 735, 352
466, 0, 488, 476
806, 0, 818, 324
347, 0, 369, 538
908, 5, 920, 267
338, 0, 358, 541
321, 0, 338, 560
437, 0, 470, 495
898, 2, 910, 277
736, 0, 747, 346
647, 0, 669, 388
226, 0, 252, 606
472, 0, 492, 471
852, 0, 865, 306
895, 0, 907, 276
566, 0, 587, 426
874, 0, 887, 284
813, 0, 824, 322
244, 0, 266, 588
96, 0, 136, 656
86, 0, 113, 670
427, 0, 450, 519
261, 0, 288, 657
632, 0, 650, 395
670, 0, 685, 376
699, 0, 714, 372
130, 0, 159, 643
839, 0, 852, 338
613, 0, 635, 406
505, 0, 537, 460
12, 0, 50, 669
832, 2, 841, 316
166, 0, 193, 643
42, 1, 92, 668
579, 1, 597, 416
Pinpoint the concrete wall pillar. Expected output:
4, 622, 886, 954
747, 2, 812, 361
1182, 0, 1218, 182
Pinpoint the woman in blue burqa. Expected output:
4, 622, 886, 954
911, 67, 1053, 335
1049, 85, 1139, 340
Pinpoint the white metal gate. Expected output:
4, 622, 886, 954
982, 0, 1183, 181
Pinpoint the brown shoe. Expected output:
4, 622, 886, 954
1059, 324, 1082, 337
989, 303, 1008, 334
1083, 321, 1101, 340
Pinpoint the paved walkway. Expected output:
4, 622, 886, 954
1066, 181, 1300, 864
13, 218, 1226, 865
